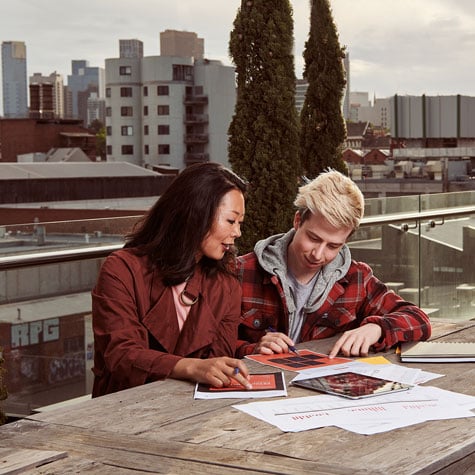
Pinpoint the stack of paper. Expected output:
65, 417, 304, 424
233, 385, 475, 435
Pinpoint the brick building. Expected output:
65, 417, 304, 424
0, 118, 96, 162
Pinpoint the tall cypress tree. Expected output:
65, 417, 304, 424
300, 0, 347, 178
229, 0, 301, 253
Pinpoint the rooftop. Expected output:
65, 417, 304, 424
0, 162, 161, 180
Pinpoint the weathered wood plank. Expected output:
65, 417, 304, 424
0, 421, 370, 475
0, 447, 67, 475
1, 320, 474, 475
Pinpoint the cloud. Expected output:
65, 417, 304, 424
330, 0, 475, 96
2, 0, 475, 108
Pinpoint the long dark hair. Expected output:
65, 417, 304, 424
125, 162, 247, 285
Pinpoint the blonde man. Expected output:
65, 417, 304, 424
236, 169, 431, 358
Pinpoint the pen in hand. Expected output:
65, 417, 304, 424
267, 326, 300, 355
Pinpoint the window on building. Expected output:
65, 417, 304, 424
119, 66, 132, 75
157, 85, 169, 96
157, 105, 169, 115
143, 105, 148, 116
106, 126, 112, 136
120, 87, 133, 97
143, 86, 148, 96
158, 125, 170, 135
144, 125, 149, 135
121, 126, 133, 136
173, 65, 193, 81
194, 86, 203, 95
106, 88, 111, 98
106, 145, 112, 155
158, 144, 170, 155
106, 107, 112, 117
144, 144, 149, 155
121, 106, 133, 116
122, 145, 134, 155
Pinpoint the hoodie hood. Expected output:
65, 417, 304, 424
254, 229, 352, 315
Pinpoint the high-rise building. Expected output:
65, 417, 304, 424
66, 60, 105, 126
160, 30, 204, 59
29, 72, 64, 119
343, 52, 351, 120
1, 41, 28, 118
105, 34, 235, 170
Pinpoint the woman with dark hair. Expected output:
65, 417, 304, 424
92, 162, 251, 397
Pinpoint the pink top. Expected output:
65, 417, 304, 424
171, 281, 192, 330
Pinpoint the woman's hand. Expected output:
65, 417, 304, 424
171, 356, 252, 389
255, 331, 296, 355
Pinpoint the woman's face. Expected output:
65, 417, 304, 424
199, 189, 245, 261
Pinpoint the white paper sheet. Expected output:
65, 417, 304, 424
293, 360, 442, 386
233, 385, 475, 434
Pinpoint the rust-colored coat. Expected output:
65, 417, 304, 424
92, 248, 241, 397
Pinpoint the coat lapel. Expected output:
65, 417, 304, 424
142, 269, 180, 353
142, 267, 218, 356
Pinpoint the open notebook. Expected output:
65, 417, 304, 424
400, 340, 475, 363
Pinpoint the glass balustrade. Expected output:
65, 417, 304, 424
0, 193, 474, 419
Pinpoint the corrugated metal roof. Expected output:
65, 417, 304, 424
0, 162, 161, 180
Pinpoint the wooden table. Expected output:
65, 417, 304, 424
1, 319, 474, 475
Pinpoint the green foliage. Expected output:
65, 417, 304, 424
299, 0, 348, 178
0, 347, 6, 425
229, 0, 301, 253
95, 126, 107, 161
89, 120, 106, 161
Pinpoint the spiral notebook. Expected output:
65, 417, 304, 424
400, 341, 475, 363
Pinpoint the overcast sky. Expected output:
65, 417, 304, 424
2, 0, 475, 111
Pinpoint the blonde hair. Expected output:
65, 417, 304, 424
294, 169, 364, 230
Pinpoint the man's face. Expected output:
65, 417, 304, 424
287, 210, 353, 283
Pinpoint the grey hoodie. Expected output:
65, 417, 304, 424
253, 228, 352, 341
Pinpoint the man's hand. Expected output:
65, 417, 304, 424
328, 323, 382, 358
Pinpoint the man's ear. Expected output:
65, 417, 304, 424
293, 211, 301, 230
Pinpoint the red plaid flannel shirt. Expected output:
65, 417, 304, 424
236, 252, 431, 357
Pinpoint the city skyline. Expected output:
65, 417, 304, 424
2, 0, 475, 114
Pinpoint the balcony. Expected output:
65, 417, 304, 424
183, 95, 208, 105
0, 191, 474, 419
184, 133, 209, 144
184, 113, 209, 124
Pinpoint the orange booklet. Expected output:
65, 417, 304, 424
194, 372, 287, 399
245, 349, 352, 372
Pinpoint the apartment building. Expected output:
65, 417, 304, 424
29, 72, 64, 119
105, 35, 236, 170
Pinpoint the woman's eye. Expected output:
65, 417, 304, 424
227, 220, 236, 225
